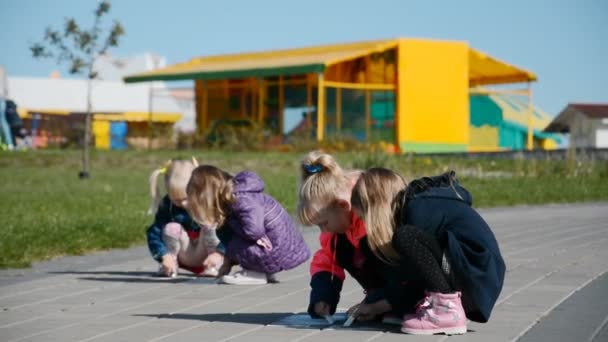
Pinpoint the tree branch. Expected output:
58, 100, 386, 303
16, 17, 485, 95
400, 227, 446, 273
30, 0, 123, 78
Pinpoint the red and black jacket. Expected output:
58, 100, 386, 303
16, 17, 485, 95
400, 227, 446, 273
308, 212, 420, 317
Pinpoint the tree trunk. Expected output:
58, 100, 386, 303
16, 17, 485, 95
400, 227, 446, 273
80, 76, 93, 179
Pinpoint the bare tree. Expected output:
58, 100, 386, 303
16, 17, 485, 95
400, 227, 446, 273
31, 1, 124, 179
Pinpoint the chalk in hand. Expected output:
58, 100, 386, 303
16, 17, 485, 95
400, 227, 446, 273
344, 307, 358, 327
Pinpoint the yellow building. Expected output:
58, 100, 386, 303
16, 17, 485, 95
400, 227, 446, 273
125, 38, 553, 153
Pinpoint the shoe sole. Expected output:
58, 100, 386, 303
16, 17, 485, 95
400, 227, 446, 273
220, 280, 268, 285
381, 317, 402, 326
401, 326, 467, 335
198, 273, 218, 278
219, 277, 267, 285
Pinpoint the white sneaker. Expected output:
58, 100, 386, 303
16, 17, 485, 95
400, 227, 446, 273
156, 265, 177, 278
200, 266, 219, 277
220, 269, 268, 285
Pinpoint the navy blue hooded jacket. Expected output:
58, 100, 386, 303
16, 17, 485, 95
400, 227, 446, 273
395, 171, 506, 323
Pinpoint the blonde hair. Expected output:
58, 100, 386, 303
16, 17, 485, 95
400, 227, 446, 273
297, 151, 359, 225
186, 165, 234, 226
148, 157, 199, 215
351, 167, 407, 264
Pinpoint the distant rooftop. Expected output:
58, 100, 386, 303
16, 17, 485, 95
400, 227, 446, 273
544, 103, 608, 133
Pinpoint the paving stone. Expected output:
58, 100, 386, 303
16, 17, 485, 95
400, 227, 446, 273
0, 204, 606, 342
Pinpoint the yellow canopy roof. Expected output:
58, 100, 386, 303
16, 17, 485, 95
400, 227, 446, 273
469, 49, 537, 86
94, 112, 182, 123
18, 108, 181, 123
18, 108, 70, 117
124, 39, 398, 83
124, 38, 536, 86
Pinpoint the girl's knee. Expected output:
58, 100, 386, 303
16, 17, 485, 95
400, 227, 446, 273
163, 223, 184, 238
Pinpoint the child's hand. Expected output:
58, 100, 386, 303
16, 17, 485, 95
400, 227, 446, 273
348, 300, 391, 322
203, 251, 224, 269
256, 237, 273, 251
160, 254, 177, 276
349, 303, 376, 322
314, 301, 330, 317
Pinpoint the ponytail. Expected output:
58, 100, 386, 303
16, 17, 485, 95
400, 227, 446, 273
148, 167, 166, 215
297, 151, 354, 225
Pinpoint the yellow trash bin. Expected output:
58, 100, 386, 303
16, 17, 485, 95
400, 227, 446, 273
92, 120, 110, 150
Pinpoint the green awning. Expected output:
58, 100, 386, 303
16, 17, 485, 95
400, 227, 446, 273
124, 64, 326, 83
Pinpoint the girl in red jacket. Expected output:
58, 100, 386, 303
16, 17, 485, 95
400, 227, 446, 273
298, 152, 419, 322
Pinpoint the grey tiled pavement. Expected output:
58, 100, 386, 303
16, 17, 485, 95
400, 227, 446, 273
1, 203, 607, 341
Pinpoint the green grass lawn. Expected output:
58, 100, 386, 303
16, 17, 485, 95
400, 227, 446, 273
1, 149, 607, 268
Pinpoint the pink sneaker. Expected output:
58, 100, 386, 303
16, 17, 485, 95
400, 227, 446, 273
401, 292, 467, 335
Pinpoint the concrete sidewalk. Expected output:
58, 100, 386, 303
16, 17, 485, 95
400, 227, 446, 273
1, 203, 607, 342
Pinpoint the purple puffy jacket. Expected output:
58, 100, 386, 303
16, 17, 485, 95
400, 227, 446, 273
223, 171, 311, 273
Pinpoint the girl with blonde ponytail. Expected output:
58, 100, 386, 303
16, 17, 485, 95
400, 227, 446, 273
146, 157, 224, 279
298, 152, 413, 325
298, 151, 360, 231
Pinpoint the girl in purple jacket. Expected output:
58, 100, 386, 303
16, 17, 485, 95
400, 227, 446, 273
186, 165, 311, 285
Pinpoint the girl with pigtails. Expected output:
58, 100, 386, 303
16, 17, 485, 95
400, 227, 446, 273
146, 158, 224, 278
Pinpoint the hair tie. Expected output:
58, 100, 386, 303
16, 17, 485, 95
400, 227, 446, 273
159, 160, 172, 174
303, 164, 323, 174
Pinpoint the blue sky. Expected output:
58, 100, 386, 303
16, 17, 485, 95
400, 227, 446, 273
1, 0, 606, 115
